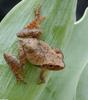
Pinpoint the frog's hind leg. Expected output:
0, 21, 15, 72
34, 6, 45, 22
18, 44, 27, 68
4, 53, 26, 83
26, 6, 45, 29
34, 6, 41, 20
4, 45, 27, 84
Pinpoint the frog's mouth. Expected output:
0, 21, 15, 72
42, 63, 64, 71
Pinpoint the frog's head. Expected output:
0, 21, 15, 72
17, 28, 41, 38
42, 59, 64, 71
43, 64, 64, 71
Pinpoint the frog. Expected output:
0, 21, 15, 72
4, 6, 64, 84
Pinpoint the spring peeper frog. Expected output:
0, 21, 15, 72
4, 7, 64, 84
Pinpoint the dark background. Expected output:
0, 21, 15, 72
0, 0, 88, 21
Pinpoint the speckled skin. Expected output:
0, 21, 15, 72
4, 7, 64, 84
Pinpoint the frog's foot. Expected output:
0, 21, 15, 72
34, 6, 41, 19
38, 79, 45, 84
34, 6, 45, 26
4, 53, 26, 84
38, 66, 46, 84
16, 75, 26, 84
53, 48, 64, 59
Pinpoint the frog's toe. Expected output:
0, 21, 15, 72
37, 79, 45, 84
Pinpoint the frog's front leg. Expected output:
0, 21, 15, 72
4, 45, 27, 83
38, 66, 47, 84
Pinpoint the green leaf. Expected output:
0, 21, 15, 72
2, 0, 88, 100
74, 8, 88, 100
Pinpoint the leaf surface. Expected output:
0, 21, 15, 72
2, 0, 88, 100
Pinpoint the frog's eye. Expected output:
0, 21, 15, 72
42, 64, 64, 71
17, 28, 41, 38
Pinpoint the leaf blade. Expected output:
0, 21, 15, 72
0, 0, 77, 100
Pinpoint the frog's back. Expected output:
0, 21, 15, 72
22, 38, 64, 69
23, 38, 50, 65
